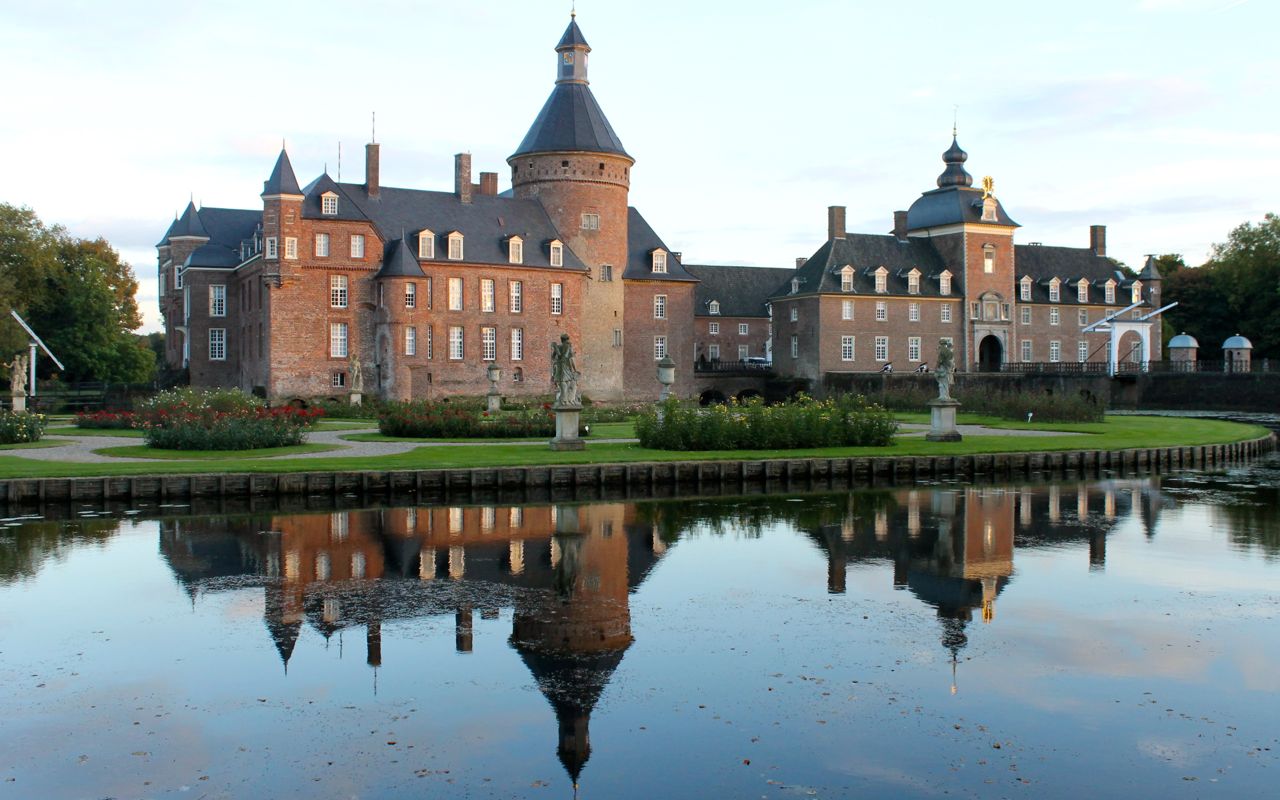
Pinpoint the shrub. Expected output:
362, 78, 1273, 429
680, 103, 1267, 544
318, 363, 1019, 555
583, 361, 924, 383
379, 401, 587, 438
0, 411, 46, 444
635, 394, 897, 451
75, 410, 138, 429
308, 397, 384, 420
136, 388, 323, 450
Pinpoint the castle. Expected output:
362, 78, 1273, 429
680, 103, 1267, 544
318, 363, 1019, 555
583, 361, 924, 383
156, 14, 1163, 406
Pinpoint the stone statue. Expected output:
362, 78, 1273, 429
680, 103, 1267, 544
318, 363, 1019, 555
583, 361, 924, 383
348, 356, 363, 393
935, 339, 955, 401
551, 334, 581, 408
5, 353, 28, 396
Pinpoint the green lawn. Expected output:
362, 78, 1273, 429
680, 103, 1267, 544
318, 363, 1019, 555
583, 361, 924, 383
341, 420, 635, 443
0, 416, 1265, 479
90, 443, 344, 461
0, 438, 71, 451
46, 425, 146, 438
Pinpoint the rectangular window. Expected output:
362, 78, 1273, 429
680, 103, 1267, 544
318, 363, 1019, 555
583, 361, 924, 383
509, 280, 523, 313
330, 322, 348, 357
1050, 307, 1060, 326
909, 302, 920, 322
448, 277, 463, 311
652, 251, 667, 273
426, 325, 433, 360
739, 322, 749, 335
790, 335, 799, 359
322, 195, 338, 215
509, 239, 523, 264
549, 242, 563, 267
738, 344, 749, 360
1049, 283, 1061, 302
708, 344, 720, 360
481, 327, 496, 361
1021, 339, 1033, 363
481, 279, 495, 312
941, 303, 953, 323
581, 213, 600, 230
1049, 340, 1062, 363
709, 322, 720, 335
350, 234, 365, 258
405, 282, 416, 309
1078, 310, 1088, 326
908, 336, 921, 362
983, 248, 995, 273
654, 335, 667, 360
265, 237, 278, 259
448, 235, 463, 260
1020, 281, 1031, 302
600, 264, 613, 282
874, 336, 888, 362
1078, 282, 1089, 303
418, 232, 434, 259
284, 237, 298, 259
908, 273, 920, 294
613, 328, 623, 347
940, 273, 952, 295
875, 301, 887, 321
331, 371, 346, 388
511, 328, 524, 361
841, 335, 855, 361
405, 326, 417, 356
315, 233, 330, 257
1021, 306, 1032, 325
841, 271, 854, 292
209, 285, 226, 317
1105, 284, 1116, 304
208, 328, 226, 360
448, 326, 463, 360
789, 307, 798, 323
653, 294, 667, 319
842, 300, 854, 320
550, 283, 563, 315
1078, 340, 1089, 362
330, 275, 348, 308
875, 272, 887, 293
377, 283, 384, 308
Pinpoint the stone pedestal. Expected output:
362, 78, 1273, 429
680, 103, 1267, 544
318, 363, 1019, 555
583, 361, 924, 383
487, 393, 501, 414
11, 394, 25, 413
926, 398, 962, 442
550, 404, 584, 451
349, 392, 363, 406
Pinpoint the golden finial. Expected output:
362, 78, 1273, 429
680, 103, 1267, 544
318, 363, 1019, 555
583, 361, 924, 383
571, 1, 576, 19
981, 175, 995, 199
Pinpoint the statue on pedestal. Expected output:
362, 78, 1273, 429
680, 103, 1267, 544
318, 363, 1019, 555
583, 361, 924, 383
551, 334, 581, 408
936, 339, 955, 401
348, 356, 364, 393
4, 353, 29, 412
926, 339, 961, 442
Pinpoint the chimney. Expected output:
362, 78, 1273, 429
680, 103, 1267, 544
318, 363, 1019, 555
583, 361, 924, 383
828, 205, 846, 240
893, 210, 908, 241
672, 251, 682, 261
455, 153, 473, 204
1090, 224, 1106, 256
365, 143, 380, 198
478, 171, 498, 196
795, 257, 807, 269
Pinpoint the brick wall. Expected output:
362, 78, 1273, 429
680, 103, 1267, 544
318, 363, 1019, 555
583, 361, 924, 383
623, 279, 695, 400
695, 315, 771, 363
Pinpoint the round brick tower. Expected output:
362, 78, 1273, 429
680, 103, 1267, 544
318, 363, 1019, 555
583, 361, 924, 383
509, 15, 634, 402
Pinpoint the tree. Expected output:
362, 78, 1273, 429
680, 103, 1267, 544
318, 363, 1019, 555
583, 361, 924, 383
1162, 214, 1280, 359
0, 203, 155, 384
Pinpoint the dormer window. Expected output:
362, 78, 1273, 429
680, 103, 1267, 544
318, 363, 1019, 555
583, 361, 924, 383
983, 245, 996, 274
652, 249, 667, 273
790, 278, 801, 295
1077, 279, 1089, 303
1020, 275, 1032, 301
874, 267, 888, 294
508, 235, 523, 265
1131, 281, 1142, 304
709, 300, 721, 315
1049, 278, 1061, 303
907, 269, 921, 295
447, 232, 464, 261
418, 230, 435, 259
840, 265, 855, 292
548, 239, 563, 268
1104, 279, 1116, 304
939, 270, 953, 296
321, 192, 339, 216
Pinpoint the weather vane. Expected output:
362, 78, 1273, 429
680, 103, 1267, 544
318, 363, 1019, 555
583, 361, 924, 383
981, 175, 994, 198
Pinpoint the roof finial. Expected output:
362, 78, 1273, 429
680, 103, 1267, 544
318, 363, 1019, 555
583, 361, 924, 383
371, 111, 376, 144
282, 137, 286, 151
571, 1, 576, 19
337, 141, 341, 181
952, 105, 958, 138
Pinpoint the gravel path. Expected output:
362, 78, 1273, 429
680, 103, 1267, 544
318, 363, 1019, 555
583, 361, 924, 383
8, 421, 1079, 466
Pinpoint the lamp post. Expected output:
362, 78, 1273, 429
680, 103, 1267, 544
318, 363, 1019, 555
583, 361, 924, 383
486, 362, 502, 413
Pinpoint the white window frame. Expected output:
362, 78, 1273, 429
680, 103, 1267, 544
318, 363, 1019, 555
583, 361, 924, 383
842, 300, 854, 320
653, 335, 667, 360
841, 335, 855, 362
1049, 279, 1061, 303
330, 322, 348, 358
790, 335, 799, 359
939, 271, 952, 296
508, 237, 523, 265
1078, 309, 1088, 326
208, 328, 226, 361
1078, 340, 1089, 362
481, 278, 495, 313
874, 336, 888, 362
709, 321, 720, 335
1021, 339, 1033, 363
941, 303, 952, 323
840, 266, 854, 292
581, 212, 600, 231
874, 267, 887, 294
315, 233, 330, 257
405, 282, 416, 309
1105, 281, 1116, 304
875, 301, 887, 321
265, 237, 278, 260
549, 241, 563, 267
652, 250, 667, 273
738, 322, 749, 335
321, 193, 338, 216
908, 336, 921, 362
448, 277, 463, 311
1049, 340, 1061, 363
330, 274, 348, 308
1021, 306, 1032, 325
708, 343, 720, 360
350, 234, 365, 259
600, 264, 613, 282
788, 307, 798, 323
448, 326, 463, 360
983, 246, 995, 274
653, 294, 666, 319
332, 371, 346, 388
511, 328, 524, 361
509, 280, 523, 313
550, 283, 563, 315
709, 300, 720, 315
1020, 277, 1032, 301
447, 232, 463, 260
209, 284, 226, 317
738, 344, 749, 361
418, 230, 435, 259
1077, 279, 1089, 303
1131, 282, 1143, 304
405, 326, 417, 356
481, 327, 496, 361
908, 302, 920, 322
426, 325, 433, 360
907, 270, 920, 295
284, 237, 298, 259
1050, 307, 1060, 326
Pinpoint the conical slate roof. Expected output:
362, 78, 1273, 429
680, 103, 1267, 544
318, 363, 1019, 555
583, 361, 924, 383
170, 200, 209, 238
557, 17, 589, 48
512, 82, 629, 158
262, 149, 302, 196
1138, 255, 1163, 281
375, 238, 426, 279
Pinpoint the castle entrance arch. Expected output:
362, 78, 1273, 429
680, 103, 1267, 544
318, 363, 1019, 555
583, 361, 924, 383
978, 335, 1003, 372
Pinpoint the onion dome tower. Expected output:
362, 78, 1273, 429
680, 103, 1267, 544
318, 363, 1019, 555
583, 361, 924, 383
509, 14, 634, 401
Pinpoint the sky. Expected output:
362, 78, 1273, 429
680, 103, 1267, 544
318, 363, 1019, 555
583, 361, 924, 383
1, 0, 1276, 334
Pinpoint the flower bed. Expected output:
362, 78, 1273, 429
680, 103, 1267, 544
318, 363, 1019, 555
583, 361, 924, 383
0, 411, 46, 444
379, 402, 563, 438
136, 388, 323, 450
636, 394, 897, 451
75, 410, 138, 430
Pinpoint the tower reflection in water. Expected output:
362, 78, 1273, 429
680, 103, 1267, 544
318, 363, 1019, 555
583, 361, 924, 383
158, 479, 1163, 786
159, 501, 665, 787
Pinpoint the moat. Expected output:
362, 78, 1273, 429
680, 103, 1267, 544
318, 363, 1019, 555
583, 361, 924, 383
3, 455, 1279, 799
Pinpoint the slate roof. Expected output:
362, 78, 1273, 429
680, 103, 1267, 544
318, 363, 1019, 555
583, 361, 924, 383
557, 17, 590, 48
686, 264, 794, 317
375, 238, 427, 279
623, 207, 699, 283
169, 201, 208, 239
262, 149, 302, 196
906, 186, 1018, 230
185, 242, 241, 268
172, 206, 261, 268
1137, 255, 1163, 281
318, 180, 589, 272
773, 234, 948, 299
1014, 245, 1136, 304
511, 82, 630, 159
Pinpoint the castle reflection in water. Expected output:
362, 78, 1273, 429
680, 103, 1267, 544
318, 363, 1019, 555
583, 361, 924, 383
158, 479, 1164, 785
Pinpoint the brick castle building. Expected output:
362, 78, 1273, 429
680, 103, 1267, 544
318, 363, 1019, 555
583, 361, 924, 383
157, 15, 1162, 405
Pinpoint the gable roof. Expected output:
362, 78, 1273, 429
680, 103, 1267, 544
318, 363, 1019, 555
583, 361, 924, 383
774, 234, 948, 299
1014, 244, 1134, 304
686, 264, 795, 317
623, 207, 698, 282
